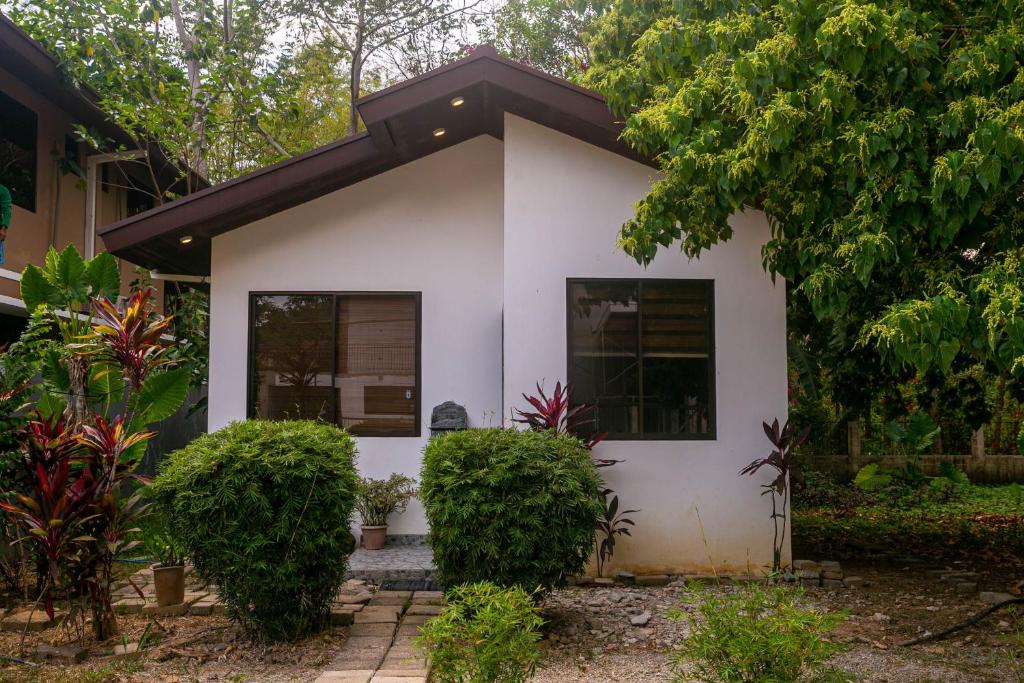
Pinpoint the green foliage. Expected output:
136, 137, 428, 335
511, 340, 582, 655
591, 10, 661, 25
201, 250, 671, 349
482, 0, 594, 80
586, 0, 1024, 388
356, 473, 417, 527
140, 510, 187, 568
795, 481, 1024, 562
852, 463, 893, 492
415, 582, 544, 683
150, 420, 359, 641
668, 585, 849, 683
885, 410, 940, 456
853, 459, 969, 497
420, 428, 603, 591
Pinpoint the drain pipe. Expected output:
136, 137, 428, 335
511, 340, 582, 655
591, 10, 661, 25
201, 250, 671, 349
85, 150, 147, 259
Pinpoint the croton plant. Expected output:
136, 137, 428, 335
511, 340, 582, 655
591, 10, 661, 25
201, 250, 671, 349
0, 245, 189, 640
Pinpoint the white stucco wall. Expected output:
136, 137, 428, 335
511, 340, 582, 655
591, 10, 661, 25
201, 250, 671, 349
208, 136, 505, 533
502, 115, 788, 573
207, 118, 787, 570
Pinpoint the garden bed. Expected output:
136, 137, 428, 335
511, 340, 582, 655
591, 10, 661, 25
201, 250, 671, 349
794, 480, 1024, 563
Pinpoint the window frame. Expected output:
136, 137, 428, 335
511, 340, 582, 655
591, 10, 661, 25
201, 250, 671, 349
247, 290, 423, 438
565, 277, 716, 441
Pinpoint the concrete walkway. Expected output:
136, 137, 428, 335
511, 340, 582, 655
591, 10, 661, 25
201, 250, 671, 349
315, 589, 443, 683
346, 546, 436, 584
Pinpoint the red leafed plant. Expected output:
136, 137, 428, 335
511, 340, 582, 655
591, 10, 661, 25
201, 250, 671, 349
514, 381, 635, 577
739, 418, 811, 574
0, 415, 98, 619
513, 381, 607, 451
88, 288, 173, 390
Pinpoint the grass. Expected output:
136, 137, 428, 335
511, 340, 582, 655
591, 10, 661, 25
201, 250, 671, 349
1, 656, 143, 683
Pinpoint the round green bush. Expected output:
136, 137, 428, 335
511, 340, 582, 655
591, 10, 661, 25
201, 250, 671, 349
150, 420, 358, 641
420, 428, 603, 591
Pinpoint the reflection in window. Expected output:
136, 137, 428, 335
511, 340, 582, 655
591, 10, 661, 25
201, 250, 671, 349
249, 293, 420, 436
568, 279, 714, 439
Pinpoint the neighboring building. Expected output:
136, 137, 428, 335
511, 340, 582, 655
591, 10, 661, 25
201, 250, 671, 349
0, 13, 200, 343
100, 47, 787, 574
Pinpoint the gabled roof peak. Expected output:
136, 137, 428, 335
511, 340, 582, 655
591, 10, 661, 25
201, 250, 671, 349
99, 47, 648, 275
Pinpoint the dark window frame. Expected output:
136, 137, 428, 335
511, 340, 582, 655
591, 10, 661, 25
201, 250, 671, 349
565, 278, 716, 441
247, 291, 423, 438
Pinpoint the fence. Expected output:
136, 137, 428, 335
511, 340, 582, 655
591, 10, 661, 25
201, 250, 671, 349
805, 421, 1024, 484
138, 387, 208, 477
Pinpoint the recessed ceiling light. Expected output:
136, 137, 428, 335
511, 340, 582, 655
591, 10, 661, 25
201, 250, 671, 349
432, 128, 446, 138
450, 96, 465, 107
179, 235, 194, 245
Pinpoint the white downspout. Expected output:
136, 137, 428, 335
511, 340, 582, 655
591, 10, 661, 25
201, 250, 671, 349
85, 150, 147, 259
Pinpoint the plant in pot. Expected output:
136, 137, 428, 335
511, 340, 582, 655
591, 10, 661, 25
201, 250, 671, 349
356, 474, 417, 550
147, 526, 188, 606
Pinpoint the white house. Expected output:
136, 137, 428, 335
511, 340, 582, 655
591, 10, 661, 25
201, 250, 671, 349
100, 47, 788, 575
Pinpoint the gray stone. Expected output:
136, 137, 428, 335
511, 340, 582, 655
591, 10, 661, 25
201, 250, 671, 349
405, 604, 441, 616
629, 611, 652, 627
843, 576, 866, 588
1, 609, 62, 631
143, 603, 188, 617
822, 579, 844, 590
615, 571, 636, 585
819, 560, 841, 573
430, 401, 469, 432
792, 560, 821, 572
979, 591, 1016, 605
113, 642, 140, 655
795, 569, 821, 584
37, 643, 88, 663
354, 606, 401, 624
331, 606, 358, 626
592, 578, 615, 587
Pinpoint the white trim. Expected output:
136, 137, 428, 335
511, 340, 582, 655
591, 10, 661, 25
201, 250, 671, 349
0, 295, 27, 317
150, 271, 209, 284
0, 268, 21, 282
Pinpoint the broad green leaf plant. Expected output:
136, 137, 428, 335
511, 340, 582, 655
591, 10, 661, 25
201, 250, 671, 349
0, 245, 189, 641
585, 0, 1024, 381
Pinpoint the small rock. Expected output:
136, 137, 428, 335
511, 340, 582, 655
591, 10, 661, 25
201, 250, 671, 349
792, 560, 821, 572
37, 644, 88, 663
871, 612, 890, 621
114, 642, 140, 655
979, 592, 1015, 605
615, 571, 636, 585
629, 611, 652, 627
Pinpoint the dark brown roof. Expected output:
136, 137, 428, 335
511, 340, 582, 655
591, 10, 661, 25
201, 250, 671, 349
0, 13, 205, 197
99, 46, 650, 276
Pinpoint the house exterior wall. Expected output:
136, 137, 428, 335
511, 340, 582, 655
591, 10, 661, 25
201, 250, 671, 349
208, 136, 505, 533
0, 64, 159, 311
502, 115, 788, 573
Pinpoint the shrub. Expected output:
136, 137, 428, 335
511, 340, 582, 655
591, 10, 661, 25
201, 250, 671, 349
669, 584, 848, 683
356, 473, 417, 526
150, 420, 359, 641
421, 428, 602, 591
415, 582, 543, 683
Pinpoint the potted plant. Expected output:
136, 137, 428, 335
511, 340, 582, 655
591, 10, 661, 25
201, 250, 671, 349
147, 526, 187, 607
356, 474, 417, 550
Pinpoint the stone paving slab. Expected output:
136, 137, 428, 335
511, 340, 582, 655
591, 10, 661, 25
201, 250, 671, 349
346, 547, 435, 583
371, 677, 427, 683
2, 609, 64, 632
350, 622, 397, 637
315, 671, 374, 683
398, 614, 430, 625
354, 606, 401, 624
404, 604, 441, 616
375, 670, 428, 678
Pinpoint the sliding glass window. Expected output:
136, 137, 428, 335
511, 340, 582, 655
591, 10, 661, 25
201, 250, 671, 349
249, 292, 420, 436
567, 279, 715, 440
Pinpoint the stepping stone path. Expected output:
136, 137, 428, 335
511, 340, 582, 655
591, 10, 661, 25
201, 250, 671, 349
315, 587, 444, 683
109, 564, 228, 617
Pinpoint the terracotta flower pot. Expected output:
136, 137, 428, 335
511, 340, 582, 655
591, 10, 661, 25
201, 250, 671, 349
361, 525, 387, 550
152, 563, 185, 606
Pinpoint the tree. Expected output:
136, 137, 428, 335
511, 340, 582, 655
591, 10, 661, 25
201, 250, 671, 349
585, 1, 1024, 384
289, 0, 484, 134
8, 0, 286, 190
481, 0, 593, 81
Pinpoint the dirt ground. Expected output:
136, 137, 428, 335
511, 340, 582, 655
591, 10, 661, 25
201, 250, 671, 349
0, 559, 1020, 682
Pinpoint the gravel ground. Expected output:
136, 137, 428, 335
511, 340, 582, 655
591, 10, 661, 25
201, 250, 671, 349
530, 560, 1024, 682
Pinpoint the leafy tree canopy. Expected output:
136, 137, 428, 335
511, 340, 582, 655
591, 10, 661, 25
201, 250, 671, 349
585, 0, 1024, 380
